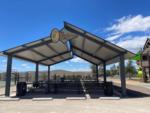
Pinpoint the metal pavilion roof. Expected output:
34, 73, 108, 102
0, 22, 135, 66
63, 22, 135, 65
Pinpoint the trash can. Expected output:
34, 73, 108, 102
103, 82, 113, 96
16, 82, 27, 96
33, 81, 39, 88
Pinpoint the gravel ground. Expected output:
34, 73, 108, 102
0, 79, 150, 113
0, 98, 149, 113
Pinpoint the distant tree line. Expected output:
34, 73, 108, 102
0, 60, 137, 83
91, 60, 137, 79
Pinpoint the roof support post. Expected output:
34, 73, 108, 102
5, 55, 12, 97
35, 63, 39, 82
48, 66, 50, 81
96, 65, 99, 82
103, 62, 107, 84
119, 54, 126, 97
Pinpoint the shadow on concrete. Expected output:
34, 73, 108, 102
114, 85, 150, 98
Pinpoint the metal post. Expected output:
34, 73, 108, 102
119, 54, 126, 96
103, 62, 107, 83
5, 55, 12, 96
96, 65, 99, 82
48, 66, 50, 81
35, 63, 39, 82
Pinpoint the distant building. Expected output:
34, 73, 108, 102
142, 38, 150, 79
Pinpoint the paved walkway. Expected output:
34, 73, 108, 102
140, 83, 150, 89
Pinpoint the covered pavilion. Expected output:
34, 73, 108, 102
0, 22, 135, 97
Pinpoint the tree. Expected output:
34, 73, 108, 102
0, 73, 1, 80
25, 72, 29, 82
110, 64, 118, 76
90, 64, 97, 81
41, 73, 47, 81
106, 70, 111, 76
125, 60, 136, 79
132, 49, 147, 82
98, 65, 103, 76
13, 72, 19, 85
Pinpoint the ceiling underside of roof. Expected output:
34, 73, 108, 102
63, 22, 134, 65
3, 37, 72, 66
1, 22, 135, 66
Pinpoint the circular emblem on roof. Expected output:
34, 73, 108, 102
51, 28, 60, 43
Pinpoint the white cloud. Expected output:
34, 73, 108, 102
106, 15, 150, 35
93, 28, 102, 33
21, 63, 28, 67
2, 64, 6, 68
69, 64, 73, 67
50, 66, 55, 70
79, 68, 91, 71
21, 63, 31, 69
12, 67, 18, 71
71, 67, 91, 72
104, 15, 150, 52
116, 36, 147, 52
70, 57, 87, 63
106, 34, 122, 41
26, 66, 31, 69
64, 61, 70, 64
2, 60, 6, 63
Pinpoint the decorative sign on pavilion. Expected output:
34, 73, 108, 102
50, 28, 77, 43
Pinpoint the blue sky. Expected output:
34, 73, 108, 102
0, 0, 150, 72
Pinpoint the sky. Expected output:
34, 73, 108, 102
0, 0, 150, 72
